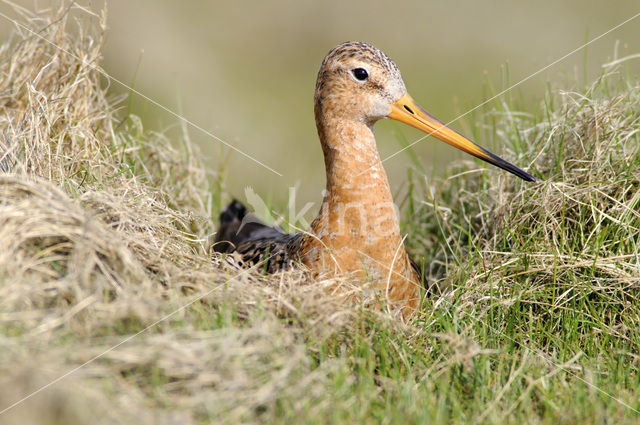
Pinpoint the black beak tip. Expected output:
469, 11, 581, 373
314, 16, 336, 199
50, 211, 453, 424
508, 165, 536, 183
479, 146, 536, 183
521, 171, 537, 183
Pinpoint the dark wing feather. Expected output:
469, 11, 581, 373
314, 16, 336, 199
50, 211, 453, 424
213, 200, 286, 252
213, 200, 302, 272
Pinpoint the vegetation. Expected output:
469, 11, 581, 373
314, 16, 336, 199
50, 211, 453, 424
0, 4, 638, 424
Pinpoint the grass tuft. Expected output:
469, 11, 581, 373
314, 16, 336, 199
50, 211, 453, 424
0, 3, 638, 424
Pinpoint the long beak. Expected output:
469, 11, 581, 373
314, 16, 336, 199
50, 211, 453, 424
387, 93, 535, 182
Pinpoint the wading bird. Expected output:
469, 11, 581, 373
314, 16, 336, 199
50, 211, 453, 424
214, 41, 535, 316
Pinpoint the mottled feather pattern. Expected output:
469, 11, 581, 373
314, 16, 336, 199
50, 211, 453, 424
235, 232, 304, 274
214, 200, 304, 273
318, 41, 401, 88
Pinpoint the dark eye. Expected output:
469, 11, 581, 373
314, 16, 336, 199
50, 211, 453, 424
352, 68, 368, 81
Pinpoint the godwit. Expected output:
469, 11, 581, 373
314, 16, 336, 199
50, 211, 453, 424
214, 41, 535, 315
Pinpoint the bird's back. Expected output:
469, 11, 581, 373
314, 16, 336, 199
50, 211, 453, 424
213, 200, 303, 273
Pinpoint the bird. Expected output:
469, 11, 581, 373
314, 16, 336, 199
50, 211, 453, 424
213, 41, 535, 316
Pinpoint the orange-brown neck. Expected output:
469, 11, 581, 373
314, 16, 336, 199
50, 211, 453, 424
300, 111, 421, 313
315, 115, 400, 244
318, 116, 394, 205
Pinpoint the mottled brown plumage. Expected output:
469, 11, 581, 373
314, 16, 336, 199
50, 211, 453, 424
214, 41, 535, 317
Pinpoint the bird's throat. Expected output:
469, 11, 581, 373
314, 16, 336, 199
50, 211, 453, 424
307, 117, 405, 266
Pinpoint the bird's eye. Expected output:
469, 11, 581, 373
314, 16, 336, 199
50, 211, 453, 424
352, 68, 368, 81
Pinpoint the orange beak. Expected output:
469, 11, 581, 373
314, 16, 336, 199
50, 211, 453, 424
387, 93, 535, 182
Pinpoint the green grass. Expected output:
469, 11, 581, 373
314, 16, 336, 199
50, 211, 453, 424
212, 66, 640, 424
392, 68, 640, 423
1, 4, 639, 424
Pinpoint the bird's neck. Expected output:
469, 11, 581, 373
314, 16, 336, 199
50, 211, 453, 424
317, 116, 393, 202
300, 111, 420, 315
311, 115, 402, 248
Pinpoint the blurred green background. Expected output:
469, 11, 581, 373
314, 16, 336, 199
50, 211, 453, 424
1, 0, 639, 209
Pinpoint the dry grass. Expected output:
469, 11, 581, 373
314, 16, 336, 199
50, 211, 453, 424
405, 75, 640, 300
0, 4, 389, 424
1, 3, 639, 424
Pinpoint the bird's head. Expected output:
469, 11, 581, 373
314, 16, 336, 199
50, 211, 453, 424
314, 41, 535, 182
